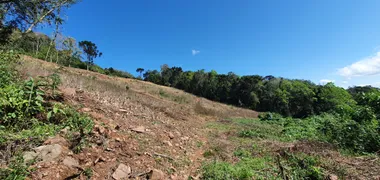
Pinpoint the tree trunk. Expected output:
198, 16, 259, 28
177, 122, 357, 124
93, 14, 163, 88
25, 8, 56, 33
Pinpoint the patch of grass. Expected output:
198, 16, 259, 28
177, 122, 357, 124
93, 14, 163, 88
202, 150, 328, 180
196, 141, 204, 148
159, 89, 170, 98
194, 102, 216, 116
0, 155, 31, 180
83, 168, 93, 179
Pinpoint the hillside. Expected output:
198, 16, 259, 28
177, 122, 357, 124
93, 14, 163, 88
16, 56, 258, 179
5, 56, 376, 179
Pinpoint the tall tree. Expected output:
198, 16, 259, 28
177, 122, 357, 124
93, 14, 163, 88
63, 37, 81, 67
0, 0, 80, 33
136, 68, 144, 78
79, 40, 102, 71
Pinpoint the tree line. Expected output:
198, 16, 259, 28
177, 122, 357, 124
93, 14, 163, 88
0, 0, 134, 79
143, 65, 380, 119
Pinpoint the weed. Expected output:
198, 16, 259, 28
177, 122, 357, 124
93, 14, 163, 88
83, 168, 93, 179
159, 89, 169, 98
0, 155, 30, 180
194, 102, 215, 116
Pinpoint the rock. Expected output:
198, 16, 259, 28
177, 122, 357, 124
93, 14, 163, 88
328, 174, 338, 180
62, 157, 79, 168
131, 126, 145, 133
181, 137, 189, 141
23, 144, 63, 163
44, 135, 69, 147
95, 125, 106, 134
81, 107, 92, 112
59, 127, 70, 135
119, 109, 128, 112
168, 132, 175, 139
112, 163, 131, 180
149, 169, 165, 180
163, 140, 173, 147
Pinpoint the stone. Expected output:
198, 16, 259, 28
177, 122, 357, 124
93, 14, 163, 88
62, 157, 79, 168
131, 126, 145, 133
44, 135, 70, 147
112, 163, 131, 180
168, 132, 175, 139
163, 140, 173, 147
181, 137, 189, 141
328, 174, 338, 180
23, 144, 63, 163
149, 169, 165, 180
81, 107, 92, 112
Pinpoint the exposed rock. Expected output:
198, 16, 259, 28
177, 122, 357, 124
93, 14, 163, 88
163, 140, 173, 147
81, 107, 92, 112
62, 157, 79, 168
181, 136, 189, 141
328, 174, 338, 180
95, 124, 106, 134
131, 126, 145, 133
59, 127, 70, 135
168, 132, 175, 139
44, 135, 70, 147
119, 109, 128, 112
112, 163, 131, 180
23, 144, 63, 163
149, 169, 165, 180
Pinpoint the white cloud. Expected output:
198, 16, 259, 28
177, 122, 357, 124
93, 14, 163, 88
342, 81, 348, 84
192, 49, 200, 56
338, 52, 380, 78
319, 79, 335, 85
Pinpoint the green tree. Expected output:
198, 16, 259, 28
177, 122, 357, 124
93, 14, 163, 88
136, 68, 145, 78
78, 40, 102, 71
0, 0, 81, 33
315, 82, 356, 115
63, 37, 81, 67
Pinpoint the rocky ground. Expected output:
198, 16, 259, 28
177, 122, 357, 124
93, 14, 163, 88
15, 56, 380, 180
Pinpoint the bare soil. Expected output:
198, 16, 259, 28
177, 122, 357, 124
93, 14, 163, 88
18, 56, 380, 180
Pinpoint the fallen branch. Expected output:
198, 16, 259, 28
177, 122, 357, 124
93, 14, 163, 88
153, 152, 174, 160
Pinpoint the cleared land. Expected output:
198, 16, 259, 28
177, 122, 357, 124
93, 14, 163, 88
14, 56, 380, 179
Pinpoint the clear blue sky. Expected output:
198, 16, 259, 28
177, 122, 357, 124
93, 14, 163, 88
40, 0, 380, 88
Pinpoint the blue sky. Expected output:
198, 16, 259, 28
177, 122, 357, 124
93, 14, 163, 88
40, 0, 380, 88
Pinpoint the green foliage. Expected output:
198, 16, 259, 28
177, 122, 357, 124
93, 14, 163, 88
79, 40, 102, 70
201, 152, 326, 180
283, 114, 380, 153
0, 155, 30, 180
0, 51, 18, 86
259, 112, 283, 121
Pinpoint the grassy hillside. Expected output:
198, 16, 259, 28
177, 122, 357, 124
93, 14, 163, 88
0, 55, 375, 179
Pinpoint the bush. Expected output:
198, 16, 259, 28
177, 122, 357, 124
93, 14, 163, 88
283, 114, 380, 153
259, 112, 283, 121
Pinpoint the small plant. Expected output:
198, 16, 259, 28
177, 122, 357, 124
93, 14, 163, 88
125, 85, 130, 91
48, 73, 61, 98
0, 155, 30, 180
83, 168, 93, 179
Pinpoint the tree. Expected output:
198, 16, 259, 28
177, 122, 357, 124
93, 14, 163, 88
78, 40, 102, 71
0, 0, 81, 33
136, 68, 144, 78
63, 37, 81, 67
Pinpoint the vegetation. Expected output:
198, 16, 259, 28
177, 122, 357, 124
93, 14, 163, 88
0, 51, 94, 179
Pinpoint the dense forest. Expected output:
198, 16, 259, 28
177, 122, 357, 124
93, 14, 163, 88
143, 66, 380, 118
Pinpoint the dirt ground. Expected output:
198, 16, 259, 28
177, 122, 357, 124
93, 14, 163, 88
19, 56, 380, 180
